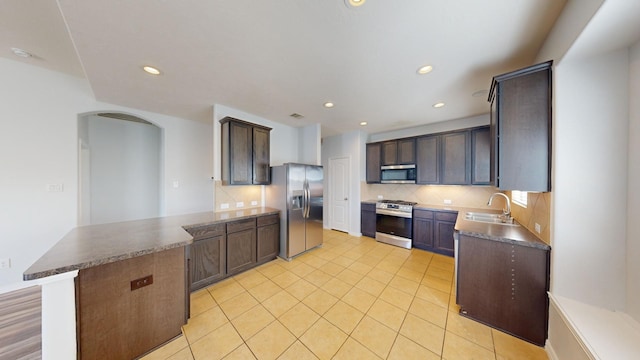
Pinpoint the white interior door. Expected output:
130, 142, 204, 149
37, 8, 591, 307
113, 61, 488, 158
329, 157, 349, 232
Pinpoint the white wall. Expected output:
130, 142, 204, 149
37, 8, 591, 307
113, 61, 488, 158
535, 0, 604, 64
82, 115, 161, 224
552, 49, 629, 310
321, 130, 366, 235
0, 57, 213, 287
299, 123, 321, 165
368, 114, 489, 142
627, 40, 640, 321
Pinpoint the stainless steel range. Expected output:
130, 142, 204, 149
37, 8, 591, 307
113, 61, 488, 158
375, 200, 417, 249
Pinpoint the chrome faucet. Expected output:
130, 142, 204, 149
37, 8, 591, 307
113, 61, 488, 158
488, 193, 511, 218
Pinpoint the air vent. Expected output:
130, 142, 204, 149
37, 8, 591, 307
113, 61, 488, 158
97, 113, 153, 125
289, 113, 304, 119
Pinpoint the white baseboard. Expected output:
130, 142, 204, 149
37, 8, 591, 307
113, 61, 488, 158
545, 339, 559, 360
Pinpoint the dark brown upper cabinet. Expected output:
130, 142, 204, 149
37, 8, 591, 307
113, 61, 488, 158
416, 135, 440, 184
220, 117, 272, 185
366, 143, 382, 183
368, 125, 490, 186
489, 61, 552, 192
381, 138, 415, 165
471, 127, 491, 185
441, 130, 471, 185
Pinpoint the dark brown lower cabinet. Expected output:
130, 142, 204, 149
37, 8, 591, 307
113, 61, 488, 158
456, 234, 550, 346
226, 218, 257, 276
434, 211, 457, 257
412, 209, 434, 250
257, 214, 279, 263
76, 247, 187, 359
361, 202, 376, 238
412, 209, 456, 257
186, 213, 279, 291
190, 235, 225, 291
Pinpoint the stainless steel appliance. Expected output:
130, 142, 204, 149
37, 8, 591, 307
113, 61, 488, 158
375, 200, 417, 249
380, 164, 416, 184
266, 163, 323, 260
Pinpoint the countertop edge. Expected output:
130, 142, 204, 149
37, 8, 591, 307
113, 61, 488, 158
454, 212, 551, 251
23, 239, 193, 281
23, 207, 281, 281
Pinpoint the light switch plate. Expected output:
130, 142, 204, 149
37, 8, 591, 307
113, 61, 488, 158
220, 203, 229, 209
251, 200, 258, 206
0, 258, 10, 269
535, 223, 541, 234
236, 202, 244, 208
444, 199, 452, 205
46, 184, 64, 192
377, 195, 383, 200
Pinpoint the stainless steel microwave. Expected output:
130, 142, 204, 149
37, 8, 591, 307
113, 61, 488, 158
380, 164, 416, 184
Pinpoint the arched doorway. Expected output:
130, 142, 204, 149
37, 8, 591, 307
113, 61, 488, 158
78, 112, 162, 225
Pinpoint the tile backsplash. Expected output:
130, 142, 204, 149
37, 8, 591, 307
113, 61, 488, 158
214, 180, 551, 245
507, 191, 551, 245
214, 181, 262, 210
361, 182, 505, 210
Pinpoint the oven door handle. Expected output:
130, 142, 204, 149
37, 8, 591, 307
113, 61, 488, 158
376, 209, 412, 218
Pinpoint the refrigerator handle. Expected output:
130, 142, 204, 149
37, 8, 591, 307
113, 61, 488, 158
304, 180, 311, 219
302, 180, 307, 218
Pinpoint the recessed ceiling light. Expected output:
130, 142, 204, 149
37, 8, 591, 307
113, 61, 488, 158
323, 102, 335, 108
417, 65, 433, 75
472, 89, 489, 98
143, 66, 161, 75
360, 122, 368, 126
345, 0, 366, 7
11, 47, 32, 58
433, 102, 445, 108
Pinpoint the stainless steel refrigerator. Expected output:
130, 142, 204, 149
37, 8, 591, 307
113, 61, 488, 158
266, 163, 323, 260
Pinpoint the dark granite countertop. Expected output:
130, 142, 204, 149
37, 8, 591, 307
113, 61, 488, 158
454, 211, 550, 250
23, 207, 280, 280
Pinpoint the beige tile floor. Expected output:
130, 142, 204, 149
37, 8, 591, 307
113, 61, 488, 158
143, 230, 549, 360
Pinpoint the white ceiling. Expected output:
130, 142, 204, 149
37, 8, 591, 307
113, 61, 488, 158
1, 0, 568, 137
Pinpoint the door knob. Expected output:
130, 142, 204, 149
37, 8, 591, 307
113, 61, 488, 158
344, 197, 348, 200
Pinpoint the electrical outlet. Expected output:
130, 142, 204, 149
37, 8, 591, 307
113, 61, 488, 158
0, 258, 11, 269
251, 200, 258, 206
172, 180, 179, 188
220, 203, 229, 209
444, 199, 452, 205
46, 184, 64, 192
377, 195, 383, 200
236, 202, 244, 208
535, 223, 541, 234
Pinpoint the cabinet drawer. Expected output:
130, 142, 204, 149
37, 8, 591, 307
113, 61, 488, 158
186, 223, 225, 239
413, 209, 434, 219
435, 211, 458, 222
257, 214, 279, 227
227, 218, 256, 233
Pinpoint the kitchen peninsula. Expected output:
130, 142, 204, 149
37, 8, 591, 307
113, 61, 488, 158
23, 207, 279, 359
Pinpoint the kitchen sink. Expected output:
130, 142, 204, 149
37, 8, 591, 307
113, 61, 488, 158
464, 212, 520, 226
